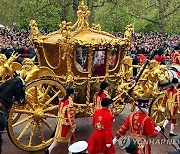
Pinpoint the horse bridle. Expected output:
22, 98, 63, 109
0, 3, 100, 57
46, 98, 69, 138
14, 77, 26, 106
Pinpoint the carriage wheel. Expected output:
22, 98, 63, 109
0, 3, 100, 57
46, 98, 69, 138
149, 93, 166, 126
8, 78, 66, 151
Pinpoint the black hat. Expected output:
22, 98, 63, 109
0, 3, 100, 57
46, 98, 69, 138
136, 97, 149, 108
66, 87, 75, 96
125, 138, 138, 153
100, 81, 109, 90
101, 98, 113, 107
172, 78, 178, 84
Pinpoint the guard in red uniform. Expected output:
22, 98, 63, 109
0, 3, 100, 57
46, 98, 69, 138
154, 54, 168, 63
171, 51, 180, 77
93, 81, 110, 110
45, 87, 76, 154
113, 98, 160, 154
88, 98, 115, 154
161, 78, 179, 136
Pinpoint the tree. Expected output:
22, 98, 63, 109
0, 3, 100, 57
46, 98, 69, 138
124, 0, 180, 34
0, 0, 179, 34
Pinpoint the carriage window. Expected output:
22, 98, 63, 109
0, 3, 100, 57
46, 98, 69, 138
76, 47, 88, 72
92, 46, 106, 76
109, 48, 118, 70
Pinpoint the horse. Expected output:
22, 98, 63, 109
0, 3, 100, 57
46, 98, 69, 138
0, 77, 25, 154
158, 65, 180, 89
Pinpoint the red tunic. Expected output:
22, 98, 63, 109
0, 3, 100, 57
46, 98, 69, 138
171, 52, 180, 65
54, 97, 75, 142
93, 90, 109, 110
163, 88, 179, 124
88, 108, 115, 154
115, 112, 158, 154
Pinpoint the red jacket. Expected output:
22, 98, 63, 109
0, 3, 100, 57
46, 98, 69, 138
115, 112, 158, 154
93, 91, 109, 110
163, 87, 179, 123
88, 108, 115, 154
54, 97, 75, 142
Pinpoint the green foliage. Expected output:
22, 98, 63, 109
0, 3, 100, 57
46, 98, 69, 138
0, 0, 179, 34
18, 0, 62, 31
94, 2, 130, 32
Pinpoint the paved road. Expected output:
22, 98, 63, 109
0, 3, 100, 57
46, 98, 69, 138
2, 105, 180, 154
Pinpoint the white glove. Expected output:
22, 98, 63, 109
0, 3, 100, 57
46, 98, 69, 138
155, 126, 161, 132
161, 107, 165, 112
112, 137, 118, 145
106, 144, 111, 148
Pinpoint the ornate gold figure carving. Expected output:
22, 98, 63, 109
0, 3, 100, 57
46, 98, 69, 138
133, 61, 169, 98
29, 20, 40, 39
72, 2, 90, 31
20, 57, 56, 83
91, 23, 101, 31
124, 24, 134, 39
0, 53, 20, 82
59, 21, 72, 37
20, 57, 40, 83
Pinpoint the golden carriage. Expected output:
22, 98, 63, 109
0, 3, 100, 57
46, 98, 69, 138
2, 2, 172, 152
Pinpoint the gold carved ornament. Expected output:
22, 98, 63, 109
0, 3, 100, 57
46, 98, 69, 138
0, 53, 21, 82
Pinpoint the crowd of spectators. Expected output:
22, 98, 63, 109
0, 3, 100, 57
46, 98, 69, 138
111, 31, 180, 56
0, 27, 36, 63
0, 27, 179, 65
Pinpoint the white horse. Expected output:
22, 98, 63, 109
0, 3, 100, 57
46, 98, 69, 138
158, 65, 180, 88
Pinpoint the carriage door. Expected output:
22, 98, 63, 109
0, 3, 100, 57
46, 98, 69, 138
92, 46, 107, 76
